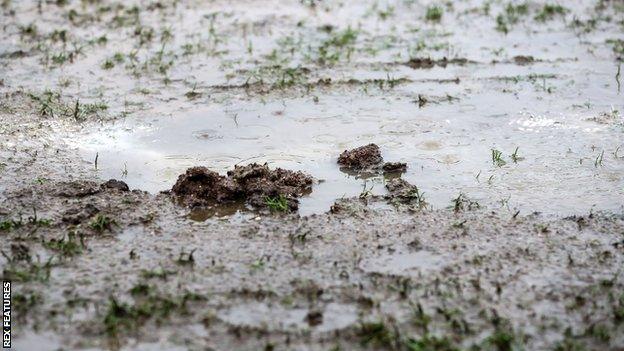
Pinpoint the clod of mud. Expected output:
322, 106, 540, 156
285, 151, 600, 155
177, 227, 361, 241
337, 144, 407, 176
404, 57, 471, 69
382, 162, 408, 173
337, 143, 383, 170
171, 167, 239, 204
385, 178, 421, 204
513, 55, 535, 65
305, 310, 323, 327
171, 163, 313, 212
102, 179, 130, 192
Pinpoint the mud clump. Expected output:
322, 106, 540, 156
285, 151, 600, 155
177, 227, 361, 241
102, 179, 130, 192
337, 144, 407, 174
172, 167, 240, 204
172, 163, 313, 212
337, 144, 383, 170
385, 178, 426, 206
382, 162, 408, 173
513, 55, 535, 65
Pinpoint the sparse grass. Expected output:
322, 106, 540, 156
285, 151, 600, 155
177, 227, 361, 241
425, 6, 443, 22
402, 186, 428, 209
140, 267, 176, 280
28, 91, 107, 120
594, 150, 604, 167
496, 2, 529, 33
0, 218, 22, 231
359, 181, 374, 199
486, 329, 516, 350
1, 209, 51, 231
245, 65, 308, 89
535, 4, 568, 22
358, 321, 394, 348
250, 258, 265, 271
89, 214, 116, 232
13, 292, 43, 318
265, 195, 289, 212
584, 323, 610, 342
553, 336, 587, 351
44, 232, 84, 257
103, 292, 202, 336
3, 259, 53, 283
491, 149, 507, 167
451, 193, 480, 212
606, 39, 624, 59
316, 27, 358, 65
615, 293, 624, 323
102, 59, 115, 70
412, 303, 431, 333
510, 147, 523, 163
405, 334, 458, 351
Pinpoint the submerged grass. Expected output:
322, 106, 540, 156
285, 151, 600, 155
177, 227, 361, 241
491, 149, 506, 167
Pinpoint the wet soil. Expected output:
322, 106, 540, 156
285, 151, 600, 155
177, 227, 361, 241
1, 178, 623, 350
1, 0, 623, 350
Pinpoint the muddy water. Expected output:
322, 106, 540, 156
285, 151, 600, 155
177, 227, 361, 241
73, 57, 623, 216
1, 0, 621, 216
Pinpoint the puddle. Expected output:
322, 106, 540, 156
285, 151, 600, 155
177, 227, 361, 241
72, 67, 624, 217
359, 250, 447, 276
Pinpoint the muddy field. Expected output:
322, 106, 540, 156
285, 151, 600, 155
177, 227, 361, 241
1, 0, 623, 350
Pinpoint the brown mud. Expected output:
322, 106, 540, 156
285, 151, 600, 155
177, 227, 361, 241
171, 163, 313, 212
338, 143, 408, 175
1, 0, 623, 350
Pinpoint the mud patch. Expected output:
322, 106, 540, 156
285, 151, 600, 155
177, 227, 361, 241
171, 163, 313, 212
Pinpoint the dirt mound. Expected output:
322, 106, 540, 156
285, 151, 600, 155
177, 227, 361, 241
171, 164, 313, 212
337, 143, 383, 170
337, 143, 407, 174
385, 178, 426, 207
